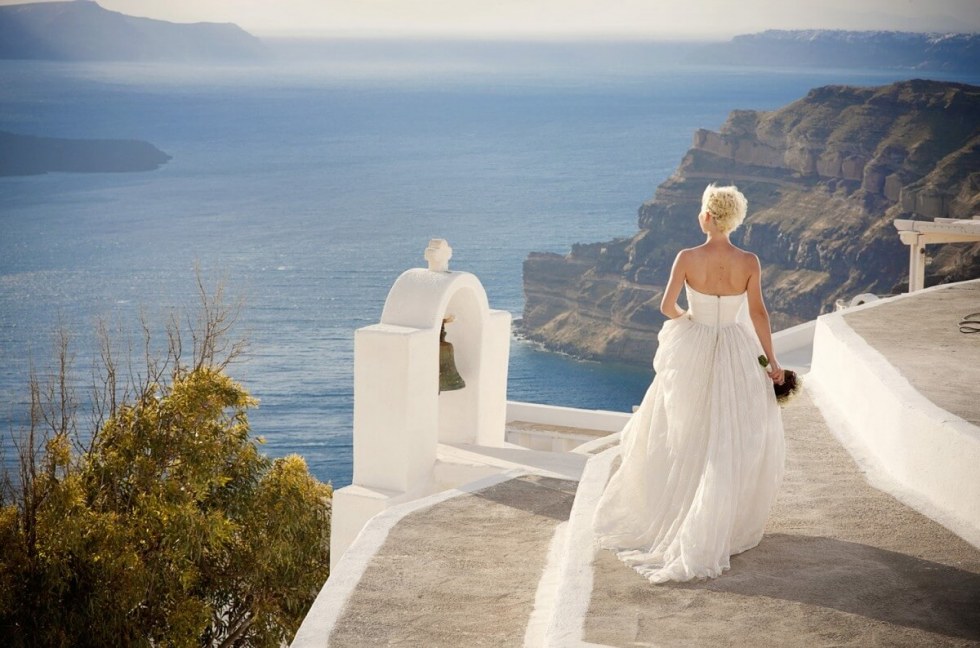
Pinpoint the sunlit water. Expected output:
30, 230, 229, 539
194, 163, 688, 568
2, 43, 974, 486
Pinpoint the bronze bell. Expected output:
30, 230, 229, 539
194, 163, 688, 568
439, 322, 465, 393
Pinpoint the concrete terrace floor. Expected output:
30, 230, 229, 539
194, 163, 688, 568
842, 280, 980, 427
313, 282, 980, 647
587, 387, 980, 647
320, 386, 980, 647
328, 475, 577, 647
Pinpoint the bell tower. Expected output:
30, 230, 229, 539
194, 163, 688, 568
330, 239, 512, 568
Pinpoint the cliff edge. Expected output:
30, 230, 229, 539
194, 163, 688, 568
522, 79, 980, 365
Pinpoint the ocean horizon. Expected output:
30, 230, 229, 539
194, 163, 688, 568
2, 41, 977, 487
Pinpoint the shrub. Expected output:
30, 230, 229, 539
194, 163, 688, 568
0, 280, 331, 647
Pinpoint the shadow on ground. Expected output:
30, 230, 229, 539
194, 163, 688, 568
671, 533, 980, 641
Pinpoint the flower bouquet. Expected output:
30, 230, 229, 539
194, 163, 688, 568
758, 355, 800, 404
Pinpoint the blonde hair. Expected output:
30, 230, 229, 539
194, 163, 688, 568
701, 184, 747, 234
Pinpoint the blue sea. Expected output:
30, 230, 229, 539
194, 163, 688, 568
2, 41, 975, 487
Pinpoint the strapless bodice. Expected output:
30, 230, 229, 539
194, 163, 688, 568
685, 284, 747, 327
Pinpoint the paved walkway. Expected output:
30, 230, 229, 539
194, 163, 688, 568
585, 387, 980, 647
843, 280, 980, 426
327, 475, 577, 647
316, 382, 980, 647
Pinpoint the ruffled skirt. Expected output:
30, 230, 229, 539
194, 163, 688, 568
592, 316, 784, 583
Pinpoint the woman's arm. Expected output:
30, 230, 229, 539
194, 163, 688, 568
660, 251, 688, 319
746, 254, 785, 385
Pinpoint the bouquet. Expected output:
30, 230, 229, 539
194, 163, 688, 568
758, 355, 800, 404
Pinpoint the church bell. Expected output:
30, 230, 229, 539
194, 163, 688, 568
439, 321, 465, 393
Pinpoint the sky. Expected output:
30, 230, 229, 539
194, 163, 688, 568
2, 0, 979, 38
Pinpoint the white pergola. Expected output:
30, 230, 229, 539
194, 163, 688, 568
894, 218, 980, 292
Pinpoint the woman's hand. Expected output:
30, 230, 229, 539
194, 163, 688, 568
767, 363, 785, 386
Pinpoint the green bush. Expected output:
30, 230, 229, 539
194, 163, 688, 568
0, 284, 332, 647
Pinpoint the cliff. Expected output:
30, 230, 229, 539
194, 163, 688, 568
689, 30, 980, 72
0, 130, 171, 176
522, 79, 980, 365
0, 1, 265, 61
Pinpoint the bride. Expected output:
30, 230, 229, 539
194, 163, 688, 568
592, 183, 786, 584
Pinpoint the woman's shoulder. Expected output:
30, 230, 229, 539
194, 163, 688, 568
677, 244, 711, 258
677, 245, 703, 255
674, 246, 701, 265
731, 246, 761, 267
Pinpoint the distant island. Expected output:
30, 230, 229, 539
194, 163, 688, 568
0, 0, 265, 61
0, 131, 171, 176
522, 79, 980, 366
689, 30, 980, 72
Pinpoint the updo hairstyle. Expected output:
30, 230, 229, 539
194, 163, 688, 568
701, 184, 747, 234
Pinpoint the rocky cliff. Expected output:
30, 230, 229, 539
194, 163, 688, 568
522, 79, 980, 365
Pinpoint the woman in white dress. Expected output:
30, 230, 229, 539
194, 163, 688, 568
592, 183, 785, 584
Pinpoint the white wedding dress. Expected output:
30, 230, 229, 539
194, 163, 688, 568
592, 283, 785, 583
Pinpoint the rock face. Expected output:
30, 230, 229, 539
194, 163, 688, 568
0, 1, 265, 62
522, 79, 980, 366
0, 130, 171, 176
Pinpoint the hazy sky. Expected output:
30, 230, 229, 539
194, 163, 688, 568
4, 0, 980, 38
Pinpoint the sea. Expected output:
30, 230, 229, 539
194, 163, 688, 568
2, 40, 976, 487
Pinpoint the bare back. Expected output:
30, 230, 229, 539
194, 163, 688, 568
660, 239, 781, 381
682, 243, 756, 296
